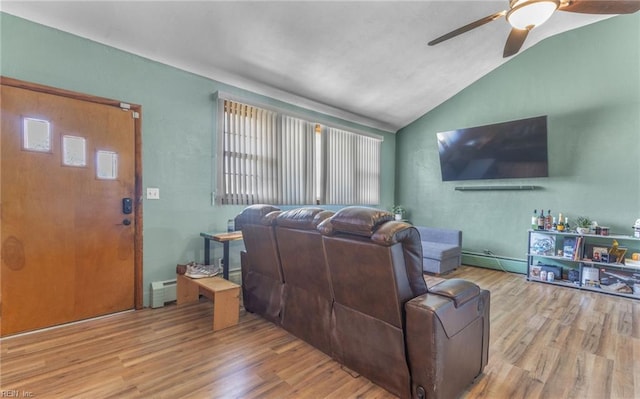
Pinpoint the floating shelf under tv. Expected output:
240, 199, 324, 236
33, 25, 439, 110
454, 185, 542, 191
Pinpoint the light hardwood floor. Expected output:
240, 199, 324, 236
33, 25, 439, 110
1, 266, 639, 398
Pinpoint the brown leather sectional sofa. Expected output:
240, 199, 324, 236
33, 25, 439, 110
235, 205, 490, 399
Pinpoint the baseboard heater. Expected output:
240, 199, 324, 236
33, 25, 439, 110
462, 250, 523, 261
462, 251, 527, 274
150, 279, 177, 308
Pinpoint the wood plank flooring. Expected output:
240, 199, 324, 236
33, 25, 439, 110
1, 266, 639, 398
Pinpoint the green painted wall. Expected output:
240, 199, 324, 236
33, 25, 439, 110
0, 13, 396, 305
396, 14, 640, 273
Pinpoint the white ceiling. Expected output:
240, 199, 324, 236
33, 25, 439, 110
1, 1, 614, 132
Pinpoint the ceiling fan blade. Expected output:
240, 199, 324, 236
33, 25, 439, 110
428, 11, 507, 46
503, 27, 530, 57
559, 0, 640, 14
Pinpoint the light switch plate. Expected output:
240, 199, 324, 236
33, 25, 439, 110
146, 187, 160, 200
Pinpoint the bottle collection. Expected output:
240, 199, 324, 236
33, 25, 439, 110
531, 209, 569, 232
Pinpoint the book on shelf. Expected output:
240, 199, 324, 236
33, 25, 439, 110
573, 236, 584, 261
562, 236, 583, 261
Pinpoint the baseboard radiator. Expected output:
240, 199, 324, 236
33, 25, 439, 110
462, 251, 527, 274
150, 279, 177, 308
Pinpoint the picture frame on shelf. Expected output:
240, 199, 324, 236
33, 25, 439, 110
530, 232, 555, 256
582, 266, 600, 287
589, 245, 609, 262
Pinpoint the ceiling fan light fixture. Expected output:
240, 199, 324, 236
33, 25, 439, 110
507, 0, 560, 30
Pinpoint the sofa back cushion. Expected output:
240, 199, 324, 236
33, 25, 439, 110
275, 207, 335, 355
276, 208, 334, 298
318, 206, 427, 398
235, 204, 283, 323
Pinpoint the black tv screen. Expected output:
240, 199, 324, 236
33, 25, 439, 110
436, 115, 548, 181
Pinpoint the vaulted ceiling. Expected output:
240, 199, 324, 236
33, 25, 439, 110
1, 1, 617, 132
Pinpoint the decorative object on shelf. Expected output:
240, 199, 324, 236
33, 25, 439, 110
600, 269, 635, 294
575, 216, 592, 235
392, 205, 405, 221
608, 240, 627, 264
530, 232, 555, 256
540, 264, 562, 280
626, 259, 640, 268
530, 264, 542, 279
633, 218, 640, 238
568, 269, 580, 282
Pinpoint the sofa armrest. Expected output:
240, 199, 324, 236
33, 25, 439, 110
429, 278, 480, 308
406, 282, 487, 338
405, 286, 490, 399
415, 226, 461, 246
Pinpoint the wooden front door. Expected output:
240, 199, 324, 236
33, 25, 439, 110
1, 79, 141, 336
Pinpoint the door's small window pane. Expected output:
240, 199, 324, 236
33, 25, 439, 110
62, 135, 86, 167
23, 118, 51, 152
96, 150, 118, 180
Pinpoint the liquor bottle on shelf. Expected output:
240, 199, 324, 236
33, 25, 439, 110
557, 213, 565, 232
565, 217, 570, 232
545, 210, 552, 230
552, 217, 557, 231
537, 209, 545, 230
531, 210, 538, 230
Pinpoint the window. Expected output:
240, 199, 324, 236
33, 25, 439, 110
96, 150, 118, 180
23, 117, 51, 152
62, 135, 87, 167
217, 97, 381, 206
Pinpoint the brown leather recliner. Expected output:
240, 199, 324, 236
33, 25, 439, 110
275, 207, 335, 356
234, 204, 283, 324
318, 207, 490, 399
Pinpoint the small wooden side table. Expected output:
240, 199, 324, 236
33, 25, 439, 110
176, 274, 240, 331
200, 231, 243, 279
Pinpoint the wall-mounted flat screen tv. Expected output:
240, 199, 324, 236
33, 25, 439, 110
436, 115, 548, 181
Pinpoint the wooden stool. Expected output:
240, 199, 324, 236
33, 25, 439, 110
176, 274, 240, 331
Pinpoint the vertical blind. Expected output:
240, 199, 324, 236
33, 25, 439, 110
222, 100, 278, 205
323, 127, 381, 205
219, 99, 380, 206
281, 115, 316, 205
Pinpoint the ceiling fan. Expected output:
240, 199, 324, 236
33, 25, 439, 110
428, 0, 640, 58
